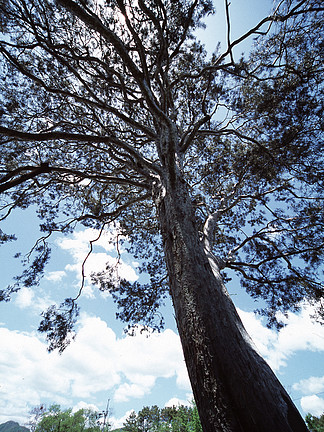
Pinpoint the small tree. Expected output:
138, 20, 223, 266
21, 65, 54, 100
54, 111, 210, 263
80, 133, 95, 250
305, 413, 324, 432
27, 405, 47, 432
123, 411, 139, 432
31, 404, 106, 432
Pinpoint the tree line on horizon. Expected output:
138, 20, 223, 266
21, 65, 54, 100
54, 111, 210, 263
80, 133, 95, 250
122, 403, 202, 432
1, 405, 323, 432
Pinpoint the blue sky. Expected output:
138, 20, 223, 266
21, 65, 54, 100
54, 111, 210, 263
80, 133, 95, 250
1, 0, 324, 428
1, 209, 324, 428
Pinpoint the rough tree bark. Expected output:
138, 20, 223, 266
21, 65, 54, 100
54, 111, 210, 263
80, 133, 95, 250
154, 138, 308, 431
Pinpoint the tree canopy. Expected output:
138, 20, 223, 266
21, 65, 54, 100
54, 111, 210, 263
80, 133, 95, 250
1, 0, 322, 342
28, 404, 108, 432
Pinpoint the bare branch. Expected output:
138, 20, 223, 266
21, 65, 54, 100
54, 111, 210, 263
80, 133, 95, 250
75, 191, 151, 223
180, 115, 211, 153
74, 223, 107, 301
0, 164, 150, 194
224, 0, 234, 65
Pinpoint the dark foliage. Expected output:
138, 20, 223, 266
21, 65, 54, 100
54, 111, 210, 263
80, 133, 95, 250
305, 413, 324, 432
38, 298, 80, 352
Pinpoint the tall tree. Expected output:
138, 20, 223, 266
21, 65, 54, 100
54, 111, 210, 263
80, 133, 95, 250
0, 0, 323, 430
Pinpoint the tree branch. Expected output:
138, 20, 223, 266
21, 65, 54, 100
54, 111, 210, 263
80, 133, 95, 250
0, 126, 162, 176
116, 0, 150, 84
0, 163, 51, 193
56, 0, 171, 124
169, 0, 199, 60
224, 0, 234, 65
0, 163, 150, 194
75, 191, 151, 223
180, 115, 211, 153
0, 42, 157, 138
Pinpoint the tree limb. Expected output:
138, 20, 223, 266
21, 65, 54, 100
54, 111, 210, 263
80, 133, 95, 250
0, 126, 162, 176
56, 0, 171, 124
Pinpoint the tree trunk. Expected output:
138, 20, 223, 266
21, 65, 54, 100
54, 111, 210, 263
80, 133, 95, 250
156, 173, 308, 432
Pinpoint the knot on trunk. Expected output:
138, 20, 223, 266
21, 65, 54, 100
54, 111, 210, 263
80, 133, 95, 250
151, 178, 166, 208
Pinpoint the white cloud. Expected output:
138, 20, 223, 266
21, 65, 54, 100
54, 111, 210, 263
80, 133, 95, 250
110, 410, 135, 429
238, 304, 324, 372
72, 401, 100, 413
300, 395, 324, 416
81, 285, 96, 299
0, 316, 188, 426
0, 327, 66, 425
116, 327, 191, 394
293, 376, 324, 395
58, 228, 118, 256
14, 287, 35, 309
175, 365, 191, 390
2, 296, 323, 427
114, 383, 152, 403
45, 271, 66, 282
13, 287, 53, 314
165, 397, 191, 408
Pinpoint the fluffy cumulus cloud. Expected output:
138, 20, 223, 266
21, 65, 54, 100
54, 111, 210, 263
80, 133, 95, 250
14, 287, 53, 313
45, 271, 66, 282
293, 376, 324, 395
2, 243, 324, 428
114, 327, 191, 402
57, 228, 117, 255
0, 327, 68, 425
300, 395, 324, 417
114, 383, 152, 403
293, 376, 324, 416
0, 315, 189, 426
72, 401, 100, 413
110, 410, 135, 429
238, 304, 324, 372
14, 287, 35, 309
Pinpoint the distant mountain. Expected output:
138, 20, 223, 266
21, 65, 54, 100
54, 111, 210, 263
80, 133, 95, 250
0, 421, 30, 432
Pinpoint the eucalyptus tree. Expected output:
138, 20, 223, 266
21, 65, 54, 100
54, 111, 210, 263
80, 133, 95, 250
0, 0, 323, 431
